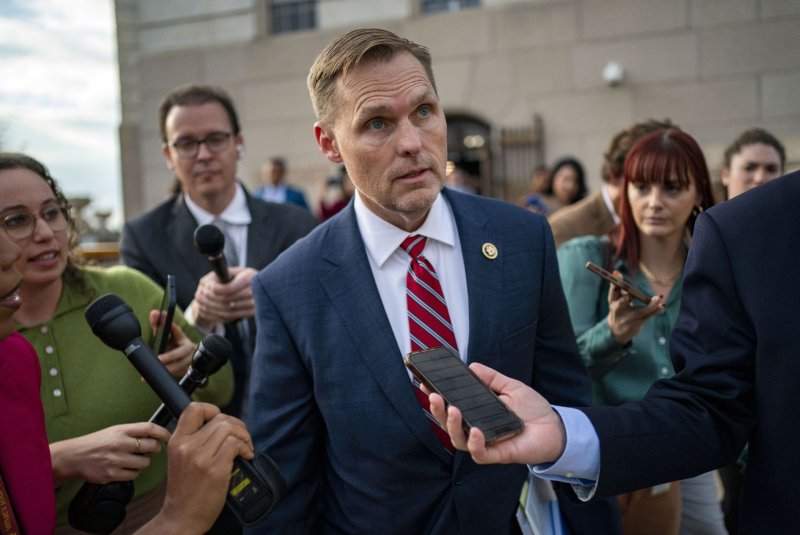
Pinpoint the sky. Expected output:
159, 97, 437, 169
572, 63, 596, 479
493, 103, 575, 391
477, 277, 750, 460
0, 0, 121, 229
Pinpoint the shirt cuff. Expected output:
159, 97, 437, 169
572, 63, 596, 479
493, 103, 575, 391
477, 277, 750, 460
529, 406, 600, 494
183, 300, 224, 336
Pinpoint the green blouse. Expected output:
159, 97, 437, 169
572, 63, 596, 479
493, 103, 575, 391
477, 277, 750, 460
17, 265, 234, 525
557, 236, 682, 406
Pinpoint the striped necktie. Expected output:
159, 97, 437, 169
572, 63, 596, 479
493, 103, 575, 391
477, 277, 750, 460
402, 234, 456, 452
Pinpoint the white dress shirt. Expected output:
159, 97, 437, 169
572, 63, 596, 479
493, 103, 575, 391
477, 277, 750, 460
256, 183, 287, 204
184, 182, 252, 267
353, 191, 470, 363
182, 182, 252, 332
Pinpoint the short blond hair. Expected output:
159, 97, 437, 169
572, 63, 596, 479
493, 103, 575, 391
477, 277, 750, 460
307, 28, 437, 124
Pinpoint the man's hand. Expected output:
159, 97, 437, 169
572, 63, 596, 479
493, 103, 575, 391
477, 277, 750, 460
136, 402, 254, 535
191, 267, 258, 329
428, 362, 566, 465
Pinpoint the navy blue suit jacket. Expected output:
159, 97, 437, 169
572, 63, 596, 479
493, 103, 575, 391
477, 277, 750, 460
246, 189, 616, 533
584, 171, 800, 532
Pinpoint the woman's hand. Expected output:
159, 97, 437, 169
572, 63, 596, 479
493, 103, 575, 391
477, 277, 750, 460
50, 422, 171, 486
149, 310, 196, 378
607, 271, 664, 345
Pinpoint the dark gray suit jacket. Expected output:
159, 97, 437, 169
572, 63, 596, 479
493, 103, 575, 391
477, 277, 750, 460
119, 186, 317, 414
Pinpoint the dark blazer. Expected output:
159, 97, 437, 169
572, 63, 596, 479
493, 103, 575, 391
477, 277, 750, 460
284, 186, 310, 211
583, 171, 800, 532
119, 187, 317, 414
246, 189, 620, 533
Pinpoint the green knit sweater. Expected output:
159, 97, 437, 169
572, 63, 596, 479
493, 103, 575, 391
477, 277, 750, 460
17, 265, 234, 525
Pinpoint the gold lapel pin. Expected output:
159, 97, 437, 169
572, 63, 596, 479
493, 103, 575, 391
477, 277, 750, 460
482, 242, 498, 260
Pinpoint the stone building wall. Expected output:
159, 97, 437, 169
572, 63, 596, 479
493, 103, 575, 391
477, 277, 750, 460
115, 0, 800, 217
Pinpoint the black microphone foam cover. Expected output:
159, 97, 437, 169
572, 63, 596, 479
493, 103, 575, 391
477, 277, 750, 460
85, 294, 141, 350
194, 224, 225, 256
193, 334, 233, 376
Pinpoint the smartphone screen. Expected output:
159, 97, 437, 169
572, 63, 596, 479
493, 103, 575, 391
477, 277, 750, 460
404, 347, 524, 445
151, 274, 176, 355
585, 261, 653, 305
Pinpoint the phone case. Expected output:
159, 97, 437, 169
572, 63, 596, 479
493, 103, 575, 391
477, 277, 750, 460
585, 261, 652, 304
404, 347, 523, 444
151, 274, 176, 354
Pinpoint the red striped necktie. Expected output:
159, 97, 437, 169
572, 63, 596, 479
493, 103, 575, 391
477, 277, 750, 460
402, 234, 456, 452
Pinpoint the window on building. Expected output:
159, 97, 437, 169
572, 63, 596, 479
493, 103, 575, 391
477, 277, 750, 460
421, 0, 480, 15
271, 0, 317, 35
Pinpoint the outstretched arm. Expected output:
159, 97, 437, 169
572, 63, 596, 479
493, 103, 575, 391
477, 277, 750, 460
428, 362, 566, 465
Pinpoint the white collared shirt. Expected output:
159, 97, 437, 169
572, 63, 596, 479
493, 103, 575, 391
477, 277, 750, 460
600, 183, 621, 225
354, 191, 470, 362
184, 182, 252, 267
257, 183, 287, 204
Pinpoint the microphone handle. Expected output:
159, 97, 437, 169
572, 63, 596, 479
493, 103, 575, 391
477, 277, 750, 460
207, 253, 231, 283
124, 337, 192, 417
124, 335, 282, 527
149, 371, 206, 428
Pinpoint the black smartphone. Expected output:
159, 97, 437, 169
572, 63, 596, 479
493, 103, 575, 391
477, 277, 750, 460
403, 347, 524, 445
150, 274, 176, 355
585, 261, 653, 305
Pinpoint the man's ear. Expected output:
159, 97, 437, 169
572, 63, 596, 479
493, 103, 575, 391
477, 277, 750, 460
315, 122, 343, 164
162, 143, 175, 171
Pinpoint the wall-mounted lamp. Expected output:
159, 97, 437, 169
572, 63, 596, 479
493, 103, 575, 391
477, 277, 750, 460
602, 61, 625, 87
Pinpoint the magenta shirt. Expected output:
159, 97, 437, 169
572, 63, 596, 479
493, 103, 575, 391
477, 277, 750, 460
0, 332, 56, 534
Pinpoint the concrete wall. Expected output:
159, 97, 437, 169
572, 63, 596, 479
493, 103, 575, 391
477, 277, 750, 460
115, 0, 800, 218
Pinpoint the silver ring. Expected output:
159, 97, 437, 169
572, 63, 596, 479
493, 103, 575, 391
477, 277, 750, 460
229, 301, 236, 310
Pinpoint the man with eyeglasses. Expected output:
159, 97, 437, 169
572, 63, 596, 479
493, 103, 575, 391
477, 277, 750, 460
120, 84, 317, 418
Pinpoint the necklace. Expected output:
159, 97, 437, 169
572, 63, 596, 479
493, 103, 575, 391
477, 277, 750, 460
638, 262, 681, 286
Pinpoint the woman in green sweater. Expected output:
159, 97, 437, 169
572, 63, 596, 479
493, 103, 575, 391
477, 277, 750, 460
0, 152, 233, 531
557, 129, 722, 535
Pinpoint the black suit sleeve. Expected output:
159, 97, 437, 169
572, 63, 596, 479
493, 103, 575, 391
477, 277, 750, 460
119, 221, 162, 284
585, 211, 756, 497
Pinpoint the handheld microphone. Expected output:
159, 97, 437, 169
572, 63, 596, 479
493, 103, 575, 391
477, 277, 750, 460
69, 334, 233, 533
86, 294, 192, 414
150, 334, 232, 428
193, 222, 249, 366
84, 294, 285, 526
194, 224, 231, 283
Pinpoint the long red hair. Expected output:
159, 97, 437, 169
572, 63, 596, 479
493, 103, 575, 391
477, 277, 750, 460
614, 128, 715, 271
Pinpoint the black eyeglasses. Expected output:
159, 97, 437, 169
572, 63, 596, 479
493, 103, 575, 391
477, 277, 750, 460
0, 202, 70, 240
169, 132, 233, 160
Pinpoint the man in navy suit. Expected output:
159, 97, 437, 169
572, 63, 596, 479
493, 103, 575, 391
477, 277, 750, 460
245, 28, 620, 533
253, 157, 311, 211
430, 170, 800, 532
120, 85, 316, 416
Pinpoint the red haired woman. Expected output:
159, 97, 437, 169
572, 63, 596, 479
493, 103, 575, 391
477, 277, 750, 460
557, 129, 725, 534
